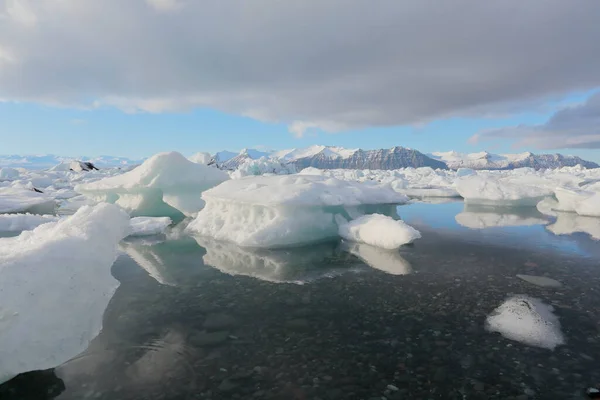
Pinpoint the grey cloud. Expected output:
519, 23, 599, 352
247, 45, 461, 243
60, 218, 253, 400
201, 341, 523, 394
1, 0, 600, 137
472, 92, 600, 149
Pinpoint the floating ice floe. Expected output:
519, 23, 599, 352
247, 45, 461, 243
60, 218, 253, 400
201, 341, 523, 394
338, 214, 421, 250
0, 213, 59, 232
0, 204, 129, 384
187, 175, 408, 248
541, 187, 600, 218
456, 175, 552, 206
195, 237, 359, 283
455, 205, 549, 229
76, 152, 229, 219
342, 242, 412, 275
485, 295, 565, 350
516, 274, 562, 288
0, 187, 56, 214
128, 216, 172, 237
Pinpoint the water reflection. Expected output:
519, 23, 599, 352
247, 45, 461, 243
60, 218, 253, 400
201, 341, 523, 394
547, 212, 600, 241
341, 241, 412, 275
455, 204, 550, 229
194, 237, 361, 283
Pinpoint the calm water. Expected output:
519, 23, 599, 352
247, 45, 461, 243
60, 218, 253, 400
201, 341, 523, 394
2, 201, 600, 400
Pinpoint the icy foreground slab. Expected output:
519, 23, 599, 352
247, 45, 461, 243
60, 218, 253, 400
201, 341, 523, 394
76, 152, 229, 218
0, 213, 59, 232
0, 187, 56, 214
128, 216, 172, 236
485, 295, 564, 350
187, 175, 408, 248
456, 176, 552, 206
338, 214, 421, 250
0, 204, 129, 384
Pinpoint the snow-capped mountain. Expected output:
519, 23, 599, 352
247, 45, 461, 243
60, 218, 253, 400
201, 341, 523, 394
430, 151, 599, 170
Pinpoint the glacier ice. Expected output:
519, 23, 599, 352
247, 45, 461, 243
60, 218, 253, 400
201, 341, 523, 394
128, 216, 172, 236
485, 295, 564, 350
76, 152, 229, 219
0, 213, 59, 232
230, 156, 296, 179
338, 214, 421, 250
187, 175, 408, 248
0, 204, 129, 384
456, 175, 552, 206
0, 187, 56, 214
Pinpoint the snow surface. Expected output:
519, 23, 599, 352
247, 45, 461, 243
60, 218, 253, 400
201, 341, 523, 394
485, 295, 564, 350
128, 216, 172, 236
76, 152, 229, 218
338, 214, 421, 250
0, 187, 56, 213
187, 175, 408, 248
456, 175, 552, 206
0, 213, 59, 232
0, 204, 129, 384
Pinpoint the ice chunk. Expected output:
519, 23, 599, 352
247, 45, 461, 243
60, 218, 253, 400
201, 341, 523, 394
456, 175, 552, 206
128, 216, 172, 236
338, 214, 421, 250
0, 213, 59, 232
76, 152, 229, 218
455, 205, 549, 229
576, 192, 600, 217
0, 167, 20, 181
485, 295, 564, 350
516, 274, 562, 288
195, 237, 358, 284
456, 168, 476, 177
342, 242, 412, 275
69, 161, 98, 172
553, 187, 600, 217
230, 157, 296, 179
0, 187, 56, 214
187, 175, 408, 248
188, 152, 213, 165
0, 204, 129, 383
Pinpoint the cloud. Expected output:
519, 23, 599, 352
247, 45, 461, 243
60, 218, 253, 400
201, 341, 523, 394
1, 1, 600, 137
471, 92, 600, 149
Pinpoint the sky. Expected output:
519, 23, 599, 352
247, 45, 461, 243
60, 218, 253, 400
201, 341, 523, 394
0, 0, 599, 161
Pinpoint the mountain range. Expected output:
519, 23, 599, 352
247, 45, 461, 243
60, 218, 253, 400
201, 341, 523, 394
1, 146, 597, 170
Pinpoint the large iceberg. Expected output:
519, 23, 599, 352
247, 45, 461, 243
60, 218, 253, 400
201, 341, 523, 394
338, 214, 421, 249
485, 295, 564, 350
75, 152, 229, 219
456, 175, 552, 206
0, 187, 56, 214
0, 204, 129, 384
187, 175, 408, 248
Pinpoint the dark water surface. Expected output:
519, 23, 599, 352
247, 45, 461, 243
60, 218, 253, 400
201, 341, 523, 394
2, 202, 600, 400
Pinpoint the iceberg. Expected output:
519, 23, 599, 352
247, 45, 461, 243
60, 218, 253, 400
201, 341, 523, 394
0, 167, 20, 181
128, 216, 172, 237
455, 205, 549, 229
456, 175, 552, 206
230, 157, 296, 179
188, 152, 213, 165
0, 204, 129, 384
342, 242, 412, 275
338, 214, 421, 250
195, 237, 359, 283
76, 152, 229, 219
0, 213, 59, 232
187, 175, 408, 248
485, 295, 564, 350
0, 187, 56, 214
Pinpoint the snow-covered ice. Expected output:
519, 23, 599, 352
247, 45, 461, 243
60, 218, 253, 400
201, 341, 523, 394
456, 175, 552, 206
338, 214, 421, 250
0, 187, 56, 214
187, 175, 408, 248
128, 216, 172, 236
0, 213, 59, 232
188, 152, 213, 165
342, 242, 412, 275
485, 295, 564, 350
230, 157, 296, 179
76, 152, 229, 218
0, 204, 129, 384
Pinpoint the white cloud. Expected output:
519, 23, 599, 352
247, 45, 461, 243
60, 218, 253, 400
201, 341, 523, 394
472, 92, 600, 149
0, 1, 599, 139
